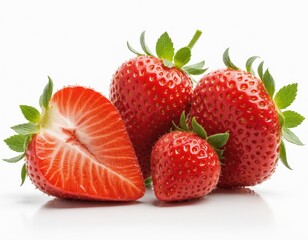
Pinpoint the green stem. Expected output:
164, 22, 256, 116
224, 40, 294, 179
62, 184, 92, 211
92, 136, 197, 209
187, 30, 202, 49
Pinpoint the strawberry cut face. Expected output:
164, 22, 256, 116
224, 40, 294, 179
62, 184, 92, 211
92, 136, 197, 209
26, 86, 145, 201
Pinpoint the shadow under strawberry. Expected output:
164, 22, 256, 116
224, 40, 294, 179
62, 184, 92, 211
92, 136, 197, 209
42, 198, 141, 209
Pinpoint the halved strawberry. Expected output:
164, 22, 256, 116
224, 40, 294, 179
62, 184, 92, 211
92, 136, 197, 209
4, 78, 145, 201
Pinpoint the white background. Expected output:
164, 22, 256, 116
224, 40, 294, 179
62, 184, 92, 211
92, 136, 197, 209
0, 0, 307, 239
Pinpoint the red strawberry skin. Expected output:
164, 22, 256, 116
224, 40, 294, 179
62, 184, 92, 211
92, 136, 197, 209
110, 55, 193, 179
151, 131, 220, 201
190, 69, 281, 187
25, 86, 145, 201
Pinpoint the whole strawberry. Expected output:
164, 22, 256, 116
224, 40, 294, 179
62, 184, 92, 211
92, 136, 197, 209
151, 112, 229, 202
4, 78, 145, 201
190, 49, 304, 187
110, 30, 207, 179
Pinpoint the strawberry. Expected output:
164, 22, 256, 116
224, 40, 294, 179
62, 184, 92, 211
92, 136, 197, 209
110, 30, 207, 179
3, 77, 145, 201
151, 112, 229, 202
190, 49, 305, 187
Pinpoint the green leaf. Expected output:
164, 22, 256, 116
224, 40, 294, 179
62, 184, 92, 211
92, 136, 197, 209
144, 176, 152, 187
3, 153, 25, 163
11, 123, 39, 135
156, 32, 174, 62
140, 31, 154, 56
39, 95, 43, 108
127, 41, 143, 56
182, 61, 207, 75
278, 110, 285, 127
246, 56, 259, 74
279, 140, 292, 170
282, 127, 304, 146
23, 135, 31, 150
40, 77, 53, 109
262, 69, 275, 98
182, 66, 208, 75
4, 135, 28, 152
184, 61, 205, 69
283, 110, 305, 128
174, 47, 191, 68
191, 117, 207, 139
172, 121, 183, 131
223, 48, 239, 70
21, 163, 27, 186
20, 105, 40, 123
163, 60, 174, 68
179, 111, 190, 131
257, 61, 264, 80
274, 83, 298, 109
207, 132, 229, 149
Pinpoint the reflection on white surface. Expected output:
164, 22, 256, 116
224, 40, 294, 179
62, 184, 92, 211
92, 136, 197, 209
21, 188, 276, 239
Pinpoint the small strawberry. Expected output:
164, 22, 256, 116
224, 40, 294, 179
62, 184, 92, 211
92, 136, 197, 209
151, 112, 229, 202
110, 30, 207, 179
3, 77, 145, 201
190, 49, 305, 187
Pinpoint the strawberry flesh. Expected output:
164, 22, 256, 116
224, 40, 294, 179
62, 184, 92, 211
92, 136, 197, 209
26, 87, 145, 201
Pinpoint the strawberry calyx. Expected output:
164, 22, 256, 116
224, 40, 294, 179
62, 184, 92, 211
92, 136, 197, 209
127, 30, 207, 77
144, 176, 152, 188
223, 48, 305, 169
3, 77, 54, 185
173, 111, 229, 159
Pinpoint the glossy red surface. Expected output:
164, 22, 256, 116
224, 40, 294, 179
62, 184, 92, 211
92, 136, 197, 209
151, 131, 220, 201
110, 56, 193, 179
190, 69, 281, 187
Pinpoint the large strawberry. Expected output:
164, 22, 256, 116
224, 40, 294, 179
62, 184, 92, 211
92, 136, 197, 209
110, 30, 207, 179
190, 49, 304, 187
151, 112, 229, 202
3, 78, 145, 201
